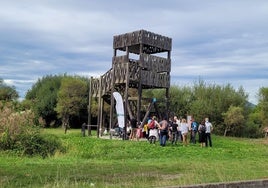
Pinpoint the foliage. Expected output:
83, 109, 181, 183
25, 75, 62, 127
242, 106, 262, 138
143, 80, 251, 136
143, 86, 193, 118
55, 76, 88, 131
243, 121, 263, 138
0, 101, 64, 157
258, 87, 268, 128
17, 132, 65, 158
0, 101, 36, 149
222, 106, 245, 137
0, 129, 267, 187
169, 85, 193, 117
190, 81, 248, 125
90, 98, 100, 117
25, 75, 89, 128
0, 78, 19, 101
24, 74, 264, 138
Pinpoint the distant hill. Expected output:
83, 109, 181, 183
246, 101, 256, 108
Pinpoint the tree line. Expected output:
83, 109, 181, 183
0, 76, 268, 138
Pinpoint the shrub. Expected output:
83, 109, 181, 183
243, 121, 263, 138
17, 132, 65, 158
0, 101, 64, 157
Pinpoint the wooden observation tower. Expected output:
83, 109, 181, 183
88, 30, 172, 137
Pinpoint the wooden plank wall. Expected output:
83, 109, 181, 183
91, 78, 100, 97
113, 30, 172, 52
139, 53, 171, 72
140, 30, 172, 52
140, 71, 170, 88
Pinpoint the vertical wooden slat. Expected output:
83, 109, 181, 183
97, 77, 102, 138
109, 64, 115, 139
137, 43, 143, 123
124, 47, 130, 140
87, 76, 93, 136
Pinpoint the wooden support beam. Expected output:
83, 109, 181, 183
97, 77, 102, 138
141, 100, 155, 127
87, 76, 93, 136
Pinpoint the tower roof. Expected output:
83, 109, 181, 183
113, 29, 172, 54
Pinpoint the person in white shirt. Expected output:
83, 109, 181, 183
180, 118, 189, 146
174, 116, 182, 142
205, 117, 213, 147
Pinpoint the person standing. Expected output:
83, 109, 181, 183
180, 118, 189, 146
190, 118, 198, 144
126, 123, 132, 139
136, 123, 142, 141
156, 117, 169, 147
198, 120, 206, 147
130, 118, 138, 140
174, 116, 182, 142
205, 117, 213, 147
143, 122, 149, 139
170, 116, 179, 145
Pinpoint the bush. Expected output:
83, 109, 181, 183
0, 125, 64, 158
0, 101, 64, 157
18, 133, 64, 158
0, 124, 64, 158
243, 122, 263, 138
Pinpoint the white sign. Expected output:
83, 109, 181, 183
113, 92, 125, 128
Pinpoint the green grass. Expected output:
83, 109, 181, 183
0, 128, 268, 187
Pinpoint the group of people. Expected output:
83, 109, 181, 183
126, 115, 213, 147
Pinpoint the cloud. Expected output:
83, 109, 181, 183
0, 0, 268, 105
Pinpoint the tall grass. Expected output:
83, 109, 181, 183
0, 128, 267, 187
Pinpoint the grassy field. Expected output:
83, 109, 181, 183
0, 128, 267, 188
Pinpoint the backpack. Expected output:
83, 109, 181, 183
171, 122, 178, 132
200, 125, 206, 133
192, 121, 198, 131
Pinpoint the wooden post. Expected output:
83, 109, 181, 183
99, 94, 104, 137
109, 56, 116, 139
97, 77, 102, 138
124, 46, 130, 140
166, 50, 171, 119
87, 76, 93, 136
137, 43, 143, 123
141, 100, 155, 126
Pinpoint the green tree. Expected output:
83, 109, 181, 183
258, 87, 268, 128
0, 78, 19, 101
169, 85, 193, 117
190, 80, 212, 122
222, 106, 245, 137
142, 79, 249, 136
25, 75, 62, 127
189, 80, 248, 135
55, 77, 88, 133
244, 106, 262, 138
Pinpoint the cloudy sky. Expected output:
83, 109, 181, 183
1, 0, 268, 104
